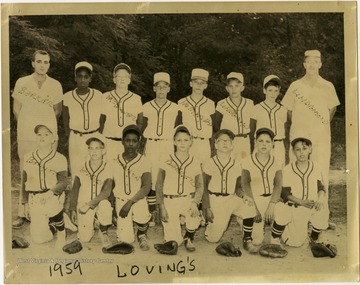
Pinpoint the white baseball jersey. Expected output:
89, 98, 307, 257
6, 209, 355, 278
159, 153, 202, 196
283, 161, 324, 201
101, 90, 143, 138
216, 97, 254, 135
143, 100, 179, 139
23, 149, 67, 191
112, 153, 151, 198
251, 102, 287, 139
73, 160, 113, 205
281, 76, 340, 140
202, 156, 242, 195
242, 153, 282, 197
178, 96, 215, 138
12, 74, 63, 141
63, 88, 103, 132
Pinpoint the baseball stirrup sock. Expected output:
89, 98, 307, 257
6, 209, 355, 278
184, 229, 195, 241
242, 218, 254, 240
271, 222, 285, 238
136, 222, 149, 237
49, 210, 65, 233
310, 226, 321, 241
147, 190, 157, 212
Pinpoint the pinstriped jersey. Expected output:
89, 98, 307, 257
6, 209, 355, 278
143, 100, 179, 139
75, 160, 112, 204
112, 153, 151, 198
63, 88, 103, 132
242, 153, 282, 197
203, 156, 242, 195
251, 102, 287, 139
23, 149, 67, 191
216, 97, 254, 135
178, 96, 215, 138
283, 161, 323, 201
159, 153, 202, 196
101, 90, 143, 138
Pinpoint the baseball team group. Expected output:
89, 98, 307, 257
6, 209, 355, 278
11, 48, 340, 258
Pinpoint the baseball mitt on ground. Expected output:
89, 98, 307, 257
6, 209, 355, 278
216, 242, 242, 257
102, 242, 134, 254
12, 236, 30, 249
154, 240, 178, 255
310, 241, 337, 258
63, 240, 83, 254
259, 244, 288, 258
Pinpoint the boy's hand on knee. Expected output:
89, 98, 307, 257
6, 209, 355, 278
254, 208, 262, 223
159, 204, 168, 222
300, 199, 315, 209
70, 210, 78, 225
119, 200, 134, 218
204, 208, 214, 223
189, 201, 199, 217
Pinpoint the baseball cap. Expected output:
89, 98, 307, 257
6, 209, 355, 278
263, 75, 281, 88
256, 128, 275, 140
191, 68, 209, 81
227, 72, 244, 83
75, 61, 93, 76
122, 124, 142, 139
113, 63, 131, 75
34, 124, 53, 134
304, 50, 321, 58
291, 137, 312, 148
154, 72, 170, 85
174, 125, 192, 137
86, 136, 105, 147
214, 129, 235, 140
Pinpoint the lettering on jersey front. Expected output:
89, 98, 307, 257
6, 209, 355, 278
18, 86, 53, 108
72, 89, 95, 130
116, 154, 143, 195
105, 91, 134, 127
180, 97, 212, 130
291, 161, 314, 200
219, 98, 248, 134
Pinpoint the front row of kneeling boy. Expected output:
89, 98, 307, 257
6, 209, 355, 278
22, 123, 330, 257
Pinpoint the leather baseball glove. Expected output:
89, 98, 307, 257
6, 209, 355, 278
259, 244, 288, 258
102, 242, 134, 254
12, 236, 30, 249
216, 242, 242, 257
63, 240, 83, 254
154, 240, 178, 255
310, 240, 337, 258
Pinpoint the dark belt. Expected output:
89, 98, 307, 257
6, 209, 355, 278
147, 138, 168, 141
27, 189, 50, 195
164, 192, 194, 199
234, 133, 249, 138
274, 139, 284, 142
260, 193, 272, 197
287, 202, 298, 208
72, 129, 99, 136
106, 137, 122, 141
193, 137, 208, 140
209, 191, 229, 197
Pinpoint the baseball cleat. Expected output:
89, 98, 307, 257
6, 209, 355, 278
243, 239, 259, 254
184, 238, 196, 252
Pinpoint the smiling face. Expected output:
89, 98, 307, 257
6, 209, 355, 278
87, 140, 105, 161
174, 131, 192, 153
32, 53, 50, 76
293, 141, 312, 162
215, 133, 234, 154
263, 85, 280, 103
36, 127, 54, 147
303, 56, 322, 76
255, 133, 274, 155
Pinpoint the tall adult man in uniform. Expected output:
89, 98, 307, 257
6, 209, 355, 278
12, 50, 63, 228
281, 50, 340, 191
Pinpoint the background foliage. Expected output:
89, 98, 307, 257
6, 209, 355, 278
8, 13, 345, 181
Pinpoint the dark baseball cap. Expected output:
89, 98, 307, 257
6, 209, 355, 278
174, 125, 192, 137
256, 128, 275, 140
86, 137, 105, 147
113, 63, 131, 75
291, 137, 312, 148
214, 129, 235, 140
34, 124, 53, 134
122, 124, 142, 139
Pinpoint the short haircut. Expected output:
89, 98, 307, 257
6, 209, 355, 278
264, 80, 281, 89
32, 50, 50, 62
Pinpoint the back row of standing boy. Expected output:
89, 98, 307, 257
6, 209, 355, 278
12, 49, 339, 255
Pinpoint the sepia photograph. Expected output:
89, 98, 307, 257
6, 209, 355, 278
1, 1, 359, 284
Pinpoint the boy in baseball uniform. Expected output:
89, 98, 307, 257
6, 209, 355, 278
22, 125, 67, 248
112, 125, 152, 251
67, 135, 113, 249
177, 68, 215, 163
63, 61, 103, 176
12, 50, 63, 228
213, 72, 254, 160
156, 125, 203, 252
270, 137, 329, 247
202, 129, 258, 253
100, 63, 143, 162
142, 72, 180, 226
241, 128, 283, 245
250, 75, 288, 166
